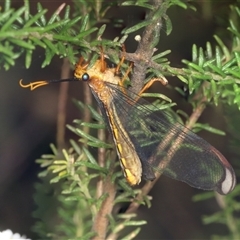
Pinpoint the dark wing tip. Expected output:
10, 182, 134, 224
211, 147, 236, 195
215, 165, 236, 195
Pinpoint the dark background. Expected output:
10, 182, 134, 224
0, 1, 238, 239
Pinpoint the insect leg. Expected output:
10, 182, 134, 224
138, 77, 168, 97
115, 45, 126, 75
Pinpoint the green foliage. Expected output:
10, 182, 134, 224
178, 6, 240, 109
196, 103, 240, 239
0, 0, 123, 70
34, 100, 147, 239
193, 185, 240, 239
2, 0, 240, 239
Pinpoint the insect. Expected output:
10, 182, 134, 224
20, 49, 236, 195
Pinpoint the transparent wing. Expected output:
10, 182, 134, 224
105, 83, 236, 195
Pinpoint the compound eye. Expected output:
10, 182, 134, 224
82, 73, 89, 81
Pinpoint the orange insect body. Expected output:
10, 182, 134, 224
74, 56, 144, 185
75, 59, 118, 102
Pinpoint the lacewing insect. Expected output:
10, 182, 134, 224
20, 50, 236, 195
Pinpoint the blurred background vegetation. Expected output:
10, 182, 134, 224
0, 0, 239, 239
